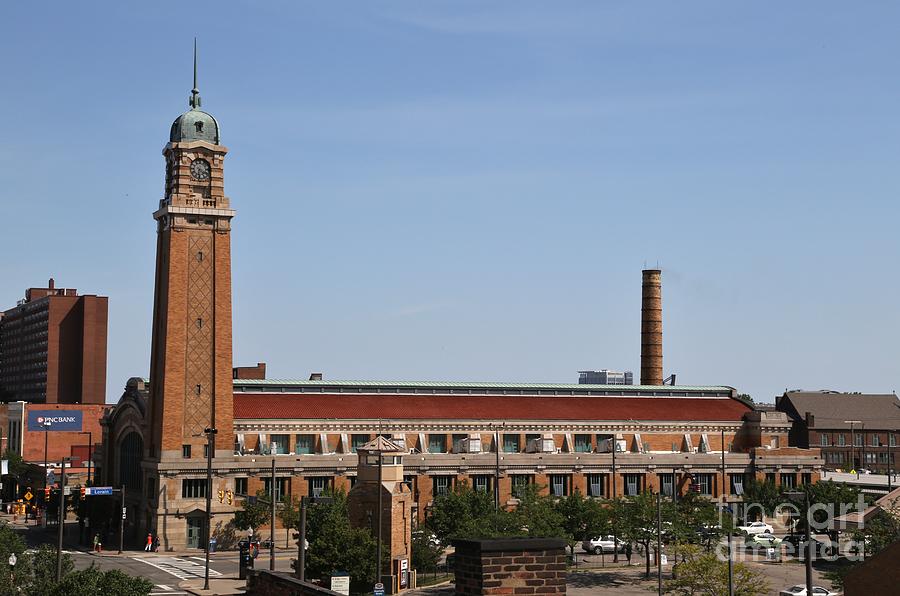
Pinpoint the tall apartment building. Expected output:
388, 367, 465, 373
0, 279, 108, 404
578, 369, 634, 385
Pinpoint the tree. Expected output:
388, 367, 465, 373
555, 491, 609, 554
663, 545, 769, 596
741, 480, 781, 518
302, 489, 380, 594
232, 489, 271, 537
0, 523, 29, 596
2, 450, 27, 485
513, 484, 567, 540
50, 566, 153, 596
616, 493, 668, 578
278, 495, 300, 548
411, 532, 443, 574
26, 545, 73, 596
428, 482, 521, 543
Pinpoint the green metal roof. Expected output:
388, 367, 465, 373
231, 378, 733, 392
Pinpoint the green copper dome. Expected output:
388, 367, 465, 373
169, 40, 220, 145
170, 107, 220, 144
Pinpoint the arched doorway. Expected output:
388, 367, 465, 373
119, 432, 144, 491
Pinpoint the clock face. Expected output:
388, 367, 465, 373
190, 159, 211, 180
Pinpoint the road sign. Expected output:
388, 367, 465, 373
23, 491, 33, 501
63, 486, 71, 496
373, 582, 385, 596
86, 486, 113, 496
46, 471, 56, 485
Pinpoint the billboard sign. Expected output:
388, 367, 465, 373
27, 410, 83, 432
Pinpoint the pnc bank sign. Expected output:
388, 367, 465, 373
27, 411, 83, 432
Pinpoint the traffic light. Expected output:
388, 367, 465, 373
80, 486, 86, 498
226, 490, 233, 505
44, 487, 50, 500
218, 489, 225, 503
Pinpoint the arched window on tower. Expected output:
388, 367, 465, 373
119, 432, 144, 491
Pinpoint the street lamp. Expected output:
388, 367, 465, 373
203, 427, 218, 592
42, 419, 52, 528
57, 455, 77, 582
296, 495, 333, 581
784, 490, 813, 596
78, 431, 92, 486
844, 420, 862, 478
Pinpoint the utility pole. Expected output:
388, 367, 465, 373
56, 457, 73, 582
656, 492, 662, 596
889, 432, 894, 493
43, 420, 51, 527
297, 497, 307, 580
722, 428, 732, 596
493, 423, 500, 510
844, 420, 861, 478
376, 443, 384, 586
612, 434, 618, 563
203, 427, 217, 592
270, 456, 276, 571
119, 484, 125, 554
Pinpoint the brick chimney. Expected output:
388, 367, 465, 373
640, 269, 663, 386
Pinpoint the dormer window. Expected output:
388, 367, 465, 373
195, 121, 204, 133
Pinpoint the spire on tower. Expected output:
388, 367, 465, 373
189, 38, 201, 109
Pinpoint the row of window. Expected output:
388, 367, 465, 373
236, 432, 725, 456
182, 472, 812, 500
820, 433, 897, 447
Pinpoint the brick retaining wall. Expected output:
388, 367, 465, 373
245, 570, 343, 596
452, 538, 567, 595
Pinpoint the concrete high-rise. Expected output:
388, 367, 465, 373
0, 279, 107, 404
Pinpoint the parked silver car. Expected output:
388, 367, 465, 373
581, 535, 625, 554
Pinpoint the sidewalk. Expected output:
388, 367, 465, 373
180, 577, 247, 595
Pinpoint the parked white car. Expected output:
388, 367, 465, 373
778, 585, 840, 596
738, 521, 774, 535
581, 535, 625, 554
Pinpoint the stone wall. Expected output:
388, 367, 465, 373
452, 538, 566, 595
245, 570, 342, 596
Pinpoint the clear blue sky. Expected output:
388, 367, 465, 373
2, 2, 899, 404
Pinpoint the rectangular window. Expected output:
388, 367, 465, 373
203, 444, 209, 459
587, 474, 605, 497
525, 434, 540, 449
472, 475, 491, 493
854, 433, 863, 447
624, 473, 642, 496
502, 434, 520, 453
263, 477, 290, 501
351, 434, 370, 453
451, 434, 467, 452
295, 434, 314, 455
659, 473, 674, 497
820, 434, 829, 446
865, 452, 877, 464
182, 445, 191, 458
182, 479, 207, 499
307, 477, 331, 498
269, 434, 290, 455
433, 476, 452, 497
550, 474, 570, 497
574, 434, 592, 453
730, 474, 745, 496
234, 477, 248, 496
428, 435, 447, 454
511, 474, 533, 498
879, 452, 889, 464
801, 473, 812, 485
697, 473, 714, 496
838, 434, 846, 446
872, 435, 881, 447
890, 435, 897, 447
780, 473, 796, 489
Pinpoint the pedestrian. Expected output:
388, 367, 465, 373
153, 535, 160, 552
93, 534, 99, 552
145, 533, 153, 551
625, 542, 632, 565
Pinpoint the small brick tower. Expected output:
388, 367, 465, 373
348, 437, 413, 592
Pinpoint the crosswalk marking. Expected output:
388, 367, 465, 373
133, 556, 222, 581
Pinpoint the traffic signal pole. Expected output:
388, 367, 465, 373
119, 484, 125, 554
56, 461, 66, 582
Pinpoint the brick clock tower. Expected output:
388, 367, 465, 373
145, 50, 235, 547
